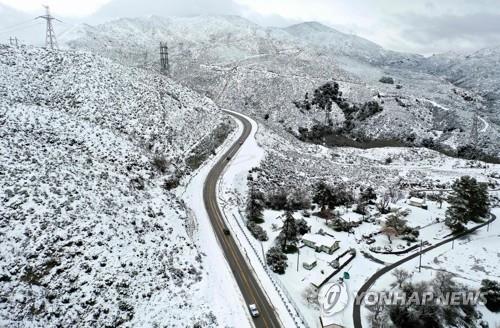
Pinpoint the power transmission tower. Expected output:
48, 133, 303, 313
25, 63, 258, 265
36, 6, 60, 50
469, 104, 480, 148
9, 37, 19, 47
160, 42, 170, 76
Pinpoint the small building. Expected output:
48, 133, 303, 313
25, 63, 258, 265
303, 259, 317, 270
408, 197, 427, 209
302, 233, 340, 254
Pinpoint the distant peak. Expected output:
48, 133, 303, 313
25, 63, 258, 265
286, 21, 333, 32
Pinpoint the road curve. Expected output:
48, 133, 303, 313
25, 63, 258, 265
203, 110, 282, 328
352, 213, 497, 328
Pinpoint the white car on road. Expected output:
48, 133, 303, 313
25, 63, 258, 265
248, 304, 259, 317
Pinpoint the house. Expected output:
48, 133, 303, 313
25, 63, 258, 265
303, 259, 317, 270
302, 233, 340, 254
408, 197, 427, 209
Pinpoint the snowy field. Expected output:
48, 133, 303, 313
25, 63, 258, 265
218, 113, 500, 328
366, 205, 500, 328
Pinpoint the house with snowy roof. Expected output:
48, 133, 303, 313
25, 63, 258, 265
302, 233, 340, 254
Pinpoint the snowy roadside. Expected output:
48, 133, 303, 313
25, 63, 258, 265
176, 113, 252, 328
217, 110, 309, 328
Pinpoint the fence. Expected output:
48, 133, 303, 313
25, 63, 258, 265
230, 211, 312, 328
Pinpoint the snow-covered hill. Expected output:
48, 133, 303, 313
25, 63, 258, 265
62, 15, 500, 158
0, 45, 232, 327
417, 46, 500, 123
284, 21, 421, 65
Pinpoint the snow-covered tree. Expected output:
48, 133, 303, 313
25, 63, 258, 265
246, 186, 264, 223
380, 226, 397, 244
480, 279, 500, 312
313, 181, 333, 212
376, 191, 391, 214
391, 269, 412, 288
287, 189, 311, 211
266, 246, 288, 274
277, 211, 299, 252
445, 176, 489, 232
296, 218, 311, 235
246, 221, 268, 241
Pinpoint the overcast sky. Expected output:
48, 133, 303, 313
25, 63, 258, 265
2, 0, 500, 55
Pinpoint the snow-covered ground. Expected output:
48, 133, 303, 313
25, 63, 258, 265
0, 45, 238, 327
217, 111, 310, 327
365, 204, 500, 327
216, 111, 500, 327
178, 114, 252, 328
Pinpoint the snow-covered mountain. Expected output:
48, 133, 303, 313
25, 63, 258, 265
284, 21, 421, 65
62, 15, 500, 158
0, 45, 232, 327
418, 47, 500, 123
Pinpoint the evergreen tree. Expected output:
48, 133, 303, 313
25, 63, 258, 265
480, 279, 500, 312
277, 211, 299, 252
287, 189, 311, 211
445, 176, 489, 232
266, 246, 288, 274
313, 181, 333, 212
296, 218, 311, 235
246, 187, 264, 223
360, 186, 377, 204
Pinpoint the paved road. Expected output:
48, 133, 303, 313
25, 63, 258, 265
203, 110, 282, 328
352, 213, 497, 328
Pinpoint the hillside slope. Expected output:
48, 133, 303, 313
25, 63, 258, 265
63, 15, 500, 158
0, 45, 231, 327
418, 47, 500, 123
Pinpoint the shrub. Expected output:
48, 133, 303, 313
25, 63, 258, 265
266, 189, 288, 210
266, 247, 288, 274
379, 76, 394, 84
152, 155, 169, 173
162, 175, 180, 190
246, 221, 268, 241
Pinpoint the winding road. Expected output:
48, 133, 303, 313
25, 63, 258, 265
203, 110, 282, 328
352, 213, 497, 328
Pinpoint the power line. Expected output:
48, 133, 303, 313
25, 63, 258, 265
0, 19, 37, 33
0, 20, 42, 35
35, 5, 61, 50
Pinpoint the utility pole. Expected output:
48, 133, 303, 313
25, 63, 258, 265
160, 41, 170, 76
260, 241, 265, 262
296, 247, 300, 272
418, 240, 423, 272
36, 6, 60, 50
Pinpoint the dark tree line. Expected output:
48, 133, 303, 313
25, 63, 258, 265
312, 181, 355, 212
